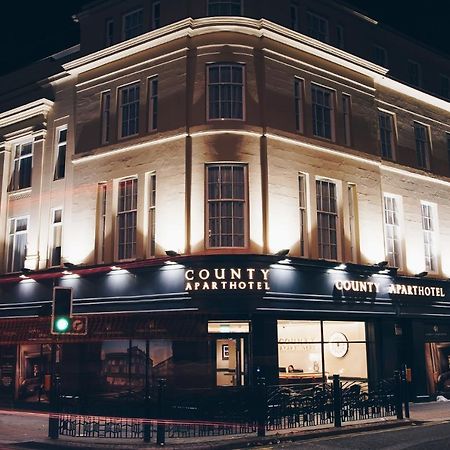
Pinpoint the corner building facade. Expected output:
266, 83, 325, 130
1, 0, 450, 409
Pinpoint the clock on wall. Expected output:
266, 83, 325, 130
328, 332, 349, 358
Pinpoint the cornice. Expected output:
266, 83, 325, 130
0, 99, 54, 129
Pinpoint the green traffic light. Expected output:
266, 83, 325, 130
55, 317, 70, 332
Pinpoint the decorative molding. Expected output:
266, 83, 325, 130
0, 99, 54, 129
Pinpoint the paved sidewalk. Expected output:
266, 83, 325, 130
0, 401, 449, 450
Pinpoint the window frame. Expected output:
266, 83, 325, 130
373, 45, 388, 68
49, 208, 63, 267
290, 1, 300, 32
205, 163, 248, 249
7, 216, 29, 273
311, 83, 335, 141
105, 18, 114, 46
147, 172, 157, 257
294, 77, 305, 134
151, 1, 161, 29
342, 93, 352, 147
306, 11, 330, 43
116, 177, 138, 261
54, 126, 67, 181
440, 74, 450, 100
207, 63, 245, 121
122, 8, 144, 40
96, 182, 108, 263
336, 25, 345, 50
147, 76, 158, 132
408, 59, 422, 88
383, 194, 402, 269
117, 82, 140, 140
298, 172, 308, 257
378, 110, 396, 161
10, 141, 33, 191
207, 0, 243, 16
421, 201, 438, 274
413, 121, 431, 170
101, 91, 111, 145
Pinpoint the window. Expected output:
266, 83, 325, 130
148, 173, 156, 256
421, 203, 437, 272
307, 12, 329, 43
378, 111, 395, 160
151, 1, 161, 29
208, 64, 244, 120
101, 91, 111, 144
342, 94, 351, 146
10, 142, 32, 191
294, 78, 305, 133
298, 173, 308, 257
118, 83, 140, 138
207, 164, 246, 248
105, 19, 114, 46
290, 2, 299, 31
347, 184, 358, 262
122, 9, 143, 40
7, 217, 28, 272
208, 0, 242, 16
49, 209, 62, 267
383, 195, 401, 268
440, 74, 450, 100
316, 179, 338, 260
54, 127, 67, 180
336, 25, 345, 50
148, 76, 158, 131
117, 178, 138, 260
414, 122, 431, 170
408, 60, 421, 87
373, 45, 387, 67
311, 84, 334, 140
97, 183, 107, 263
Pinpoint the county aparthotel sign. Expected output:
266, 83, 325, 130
185, 268, 270, 291
334, 279, 446, 298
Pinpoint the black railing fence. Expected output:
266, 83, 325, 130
51, 372, 408, 444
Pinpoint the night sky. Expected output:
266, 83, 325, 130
0, 1, 449, 77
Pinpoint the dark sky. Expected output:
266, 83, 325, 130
0, 1, 449, 77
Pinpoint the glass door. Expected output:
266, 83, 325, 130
215, 337, 246, 386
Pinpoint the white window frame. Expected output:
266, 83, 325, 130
307, 11, 329, 43
294, 77, 305, 133
96, 182, 107, 263
147, 172, 156, 257
49, 208, 63, 267
298, 173, 308, 257
10, 141, 33, 191
117, 177, 138, 261
383, 194, 402, 268
413, 122, 431, 170
54, 126, 67, 180
311, 83, 335, 141
118, 82, 140, 139
122, 8, 144, 40
347, 183, 358, 263
207, 63, 245, 121
421, 202, 438, 273
148, 76, 158, 132
316, 178, 338, 260
207, 0, 243, 16
206, 164, 247, 249
378, 110, 396, 160
7, 216, 29, 273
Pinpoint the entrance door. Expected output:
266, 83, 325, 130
215, 337, 246, 386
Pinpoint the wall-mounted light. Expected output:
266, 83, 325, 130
165, 250, 180, 257
414, 271, 428, 278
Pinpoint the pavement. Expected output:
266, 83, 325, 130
0, 401, 449, 450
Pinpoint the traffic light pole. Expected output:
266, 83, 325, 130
48, 342, 59, 439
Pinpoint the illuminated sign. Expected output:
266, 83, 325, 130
334, 279, 445, 298
185, 268, 270, 291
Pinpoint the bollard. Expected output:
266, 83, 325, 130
394, 370, 403, 420
256, 376, 267, 437
333, 374, 342, 427
156, 379, 166, 446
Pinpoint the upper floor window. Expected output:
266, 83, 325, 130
148, 173, 157, 257
207, 64, 244, 120
294, 78, 305, 133
118, 83, 140, 138
373, 45, 388, 67
347, 183, 358, 263
122, 9, 143, 40
148, 76, 158, 132
378, 111, 396, 160
54, 127, 67, 180
408, 60, 421, 87
117, 178, 138, 260
208, 0, 242, 16
10, 142, 32, 191
336, 25, 345, 50
101, 91, 111, 144
298, 173, 308, 257
311, 84, 334, 140
316, 179, 338, 260
342, 94, 351, 146
7, 217, 28, 273
49, 209, 63, 267
96, 182, 107, 263
440, 74, 450, 100
207, 164, 246, 248
413, 122, 431, 170
383, 194, 401, 268
105, 19, 114, 46
421, 202, 437, 273
307, 11, 329, 43
151, 1, 161, 29
290, 2, 299, 32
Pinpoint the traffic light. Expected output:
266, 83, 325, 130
51, 287, 73, 334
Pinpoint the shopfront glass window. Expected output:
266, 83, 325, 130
277, 320, 367, 384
